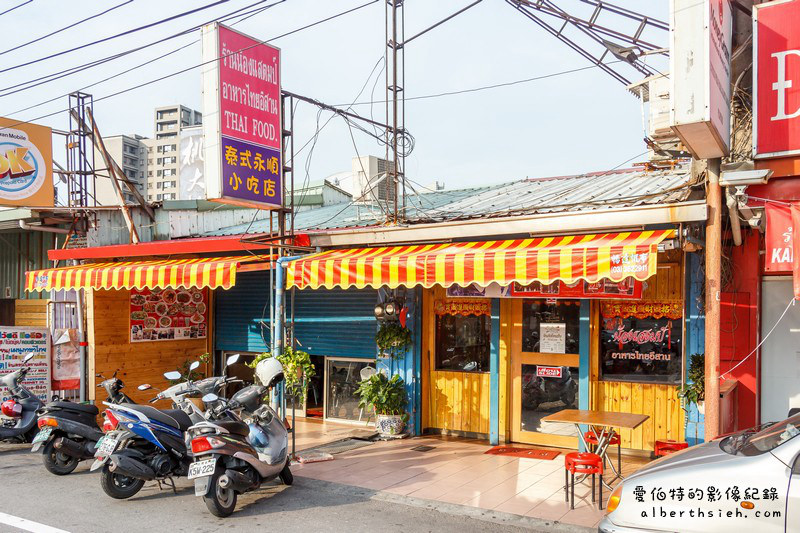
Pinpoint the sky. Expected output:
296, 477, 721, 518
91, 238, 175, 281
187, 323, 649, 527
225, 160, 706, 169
1, 0, 668, 194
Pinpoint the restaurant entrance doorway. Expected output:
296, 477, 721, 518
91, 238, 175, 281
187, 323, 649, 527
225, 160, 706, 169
509, 299, 581, 447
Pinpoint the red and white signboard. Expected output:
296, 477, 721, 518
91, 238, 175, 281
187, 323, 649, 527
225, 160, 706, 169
754, 0, 800, 158
765, 203, 794, 272
536, 366, 563, 379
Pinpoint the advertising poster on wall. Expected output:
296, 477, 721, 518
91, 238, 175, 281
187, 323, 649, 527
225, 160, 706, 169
0, 117, 53, 208
599, 301, 683, 384
0, 327, 50, 402
129, 287, 208, 343
52, 329, 80, 391
201, 23, 282, 209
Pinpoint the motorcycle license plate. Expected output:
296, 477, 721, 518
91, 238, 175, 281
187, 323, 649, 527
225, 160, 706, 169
32, 426, 52, 444
187, 458, 216, 480
96, 435, 118, 456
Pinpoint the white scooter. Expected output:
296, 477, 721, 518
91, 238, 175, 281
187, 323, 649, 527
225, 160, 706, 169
186, 357, 291, 517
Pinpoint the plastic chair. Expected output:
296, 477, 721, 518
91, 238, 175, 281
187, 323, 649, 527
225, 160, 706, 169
654, 439, 688, 457
564, 452, 604, 510
584, 430, 621, 474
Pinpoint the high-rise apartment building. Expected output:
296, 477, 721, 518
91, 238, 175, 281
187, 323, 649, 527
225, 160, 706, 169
92, 134, 148, 206
145, 105, 202, 202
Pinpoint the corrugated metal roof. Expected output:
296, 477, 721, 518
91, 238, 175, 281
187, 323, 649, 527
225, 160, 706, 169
206, 165, 697, 237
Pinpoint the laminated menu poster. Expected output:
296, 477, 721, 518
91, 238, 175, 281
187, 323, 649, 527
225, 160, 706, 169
0, 327, 50, 403
130, 287, 208, 343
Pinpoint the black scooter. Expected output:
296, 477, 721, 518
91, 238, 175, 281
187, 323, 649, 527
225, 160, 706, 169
31, 371, 135, 475
1, 353, 44, 444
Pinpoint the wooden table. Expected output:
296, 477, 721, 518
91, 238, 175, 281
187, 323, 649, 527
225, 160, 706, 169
542, 409, 649, 487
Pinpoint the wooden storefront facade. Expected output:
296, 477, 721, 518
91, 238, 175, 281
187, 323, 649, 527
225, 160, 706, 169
420, 249, 689, 452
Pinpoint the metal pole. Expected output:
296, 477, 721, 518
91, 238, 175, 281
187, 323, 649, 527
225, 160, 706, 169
704, 158, 722, 440
75, 283, 87, 403
391, 0, 399, 224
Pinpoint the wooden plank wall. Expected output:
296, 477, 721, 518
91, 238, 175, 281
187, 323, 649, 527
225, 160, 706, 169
87, 289, 211, 407
422, 286, 491, 435
590, 251, 685, 451
14, 299, 48, 327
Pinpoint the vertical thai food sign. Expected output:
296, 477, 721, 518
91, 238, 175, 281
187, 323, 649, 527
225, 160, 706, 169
201, 23, 282, 209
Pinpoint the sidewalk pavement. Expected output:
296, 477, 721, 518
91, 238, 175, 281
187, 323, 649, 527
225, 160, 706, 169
292, 435, 649, 529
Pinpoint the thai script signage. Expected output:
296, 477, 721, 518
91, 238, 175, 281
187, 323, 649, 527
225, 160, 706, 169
433, 298, 490, 317
201, 23, 282, 209
0, 117, 53, 207
599, 301, 683, 384
447, 279, 643, 299
754, 0, 800, 158
0, 327, 50, 402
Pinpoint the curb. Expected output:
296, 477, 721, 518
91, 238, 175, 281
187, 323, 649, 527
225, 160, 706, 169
297, 476, 597, 533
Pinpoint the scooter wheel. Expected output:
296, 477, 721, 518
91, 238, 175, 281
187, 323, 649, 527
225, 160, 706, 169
42, 439, 79, 476
100, 465, 145, 499
205, 469, 238, 518
279, 461, 293, 486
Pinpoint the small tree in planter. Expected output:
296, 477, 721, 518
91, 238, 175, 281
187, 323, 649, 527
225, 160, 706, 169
355, 372, 408, 436
375, 321, 413, 361
678, 353, 705, 414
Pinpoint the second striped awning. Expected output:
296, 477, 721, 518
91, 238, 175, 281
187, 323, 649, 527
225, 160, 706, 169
25, 256, 272, 292
285, 230, 675, 290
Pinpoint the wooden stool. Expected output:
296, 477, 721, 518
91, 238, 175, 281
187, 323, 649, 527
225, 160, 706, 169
654, 439, 688, 457
564, 452, 603, 510
584, 430, 621, 474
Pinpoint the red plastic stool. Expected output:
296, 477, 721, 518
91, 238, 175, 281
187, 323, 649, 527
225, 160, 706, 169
584, 431, 622, 474
654, 439, 688, 457
564, 452, 604, 510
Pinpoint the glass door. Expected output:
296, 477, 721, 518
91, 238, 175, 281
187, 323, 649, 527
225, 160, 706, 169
510, 299, 581, 447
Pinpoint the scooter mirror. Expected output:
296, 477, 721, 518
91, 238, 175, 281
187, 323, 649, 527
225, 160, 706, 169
189, 361, 200, 371
164, 371, 181, 381
226, 353, 241, 366
202, 393, 219, 403
22, 352, 35, 364
138, 384, 152, 391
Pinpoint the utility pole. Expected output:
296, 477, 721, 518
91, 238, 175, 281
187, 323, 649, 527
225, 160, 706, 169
385, 0, 404, 223
704, 158, 722, 440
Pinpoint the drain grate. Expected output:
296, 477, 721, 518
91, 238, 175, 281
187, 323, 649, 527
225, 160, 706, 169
410, 445, 436, 452
299, 437, 375, 456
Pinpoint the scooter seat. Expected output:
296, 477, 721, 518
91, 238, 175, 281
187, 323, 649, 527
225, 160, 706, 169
121, 405, 193, 431
48, 401, 99, 416
216, 420, 250, 437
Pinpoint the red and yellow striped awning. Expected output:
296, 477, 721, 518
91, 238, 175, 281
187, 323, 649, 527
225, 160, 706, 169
286, 230, 674, 290
26, 256, 272, 292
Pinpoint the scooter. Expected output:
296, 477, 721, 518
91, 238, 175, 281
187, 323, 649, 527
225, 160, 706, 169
92, 357, 240, 500
1, 353, 44, 444
31, 370, 134, 475
187, 357, 291, 517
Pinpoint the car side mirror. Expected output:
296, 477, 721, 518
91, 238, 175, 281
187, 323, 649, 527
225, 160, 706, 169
138, 384, 152, 391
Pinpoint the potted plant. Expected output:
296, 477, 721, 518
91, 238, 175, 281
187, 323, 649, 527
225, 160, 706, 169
248, 347, 315, 404
678, 353, 705, 414
355, 372, 408, 436
375, 321, 412, 360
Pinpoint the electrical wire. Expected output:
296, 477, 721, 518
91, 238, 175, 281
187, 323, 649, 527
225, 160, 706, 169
0, 0, 230, 75
0, 0, 379, 133
0, 0, 32, 17
720, 297, 796, 380
0, 0, 135, 57
4, 0, 284, 117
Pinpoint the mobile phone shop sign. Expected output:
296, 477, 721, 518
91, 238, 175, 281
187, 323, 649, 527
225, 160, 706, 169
0, 327, 50, 402
202, 23, 282, 209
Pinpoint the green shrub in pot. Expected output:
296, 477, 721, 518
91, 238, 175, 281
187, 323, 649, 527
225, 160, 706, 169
678, 353, 705, 414
355, 372, 408, 435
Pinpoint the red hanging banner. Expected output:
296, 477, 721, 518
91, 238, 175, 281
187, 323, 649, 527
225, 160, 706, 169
765, 203, 794, 273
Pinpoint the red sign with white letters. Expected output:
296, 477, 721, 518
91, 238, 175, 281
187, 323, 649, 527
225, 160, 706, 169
765, 203, 794, 272
754, 0, 800, 158
536, 366, 563, 379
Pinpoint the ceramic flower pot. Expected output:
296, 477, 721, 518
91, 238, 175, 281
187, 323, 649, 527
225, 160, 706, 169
376, 414, 405, 436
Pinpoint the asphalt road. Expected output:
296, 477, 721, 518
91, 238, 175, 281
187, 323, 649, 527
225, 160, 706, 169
0, 444, 586, 533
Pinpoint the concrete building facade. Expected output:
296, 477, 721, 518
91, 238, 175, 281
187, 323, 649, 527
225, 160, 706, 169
145, 105, 202, 202
93, 134, 148, 206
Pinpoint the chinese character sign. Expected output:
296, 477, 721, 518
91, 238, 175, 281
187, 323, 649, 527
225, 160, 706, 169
202, 23, 282, 209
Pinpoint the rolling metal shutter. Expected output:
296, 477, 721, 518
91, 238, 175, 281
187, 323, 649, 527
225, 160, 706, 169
215, 272, 377, 359
292, 287, 378, 359
214, 271, 271, 353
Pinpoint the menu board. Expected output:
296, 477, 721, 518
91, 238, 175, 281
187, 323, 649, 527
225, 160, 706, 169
599, 301, 683, 384
0, 327, 50, 402
130, 288, 208, 343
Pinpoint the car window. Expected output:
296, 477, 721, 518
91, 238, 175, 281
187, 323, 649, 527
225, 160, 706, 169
739, 413, 800, 456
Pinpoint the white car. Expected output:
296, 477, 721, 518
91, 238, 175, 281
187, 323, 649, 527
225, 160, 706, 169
599, 412, 800, 533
